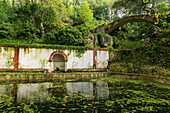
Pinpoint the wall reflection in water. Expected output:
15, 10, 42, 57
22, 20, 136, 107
17, 83, 53, 103
66, 81, 109, 100
0, 84, 13, 101
0, 81, 109, 103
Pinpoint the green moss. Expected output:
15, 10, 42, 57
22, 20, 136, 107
0, 47, 2, 55
75, 47, 86, 58
66, 50, 71, 57
23, 47, 28, 54
39, 59, 48, 68
0, 39, 109, 59
0, 39, 108, 50
3, 47, 8, 51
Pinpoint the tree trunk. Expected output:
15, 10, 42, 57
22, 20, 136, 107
31, 28, 37, 44
40, 23, 44, 38
27, 33, 30, 44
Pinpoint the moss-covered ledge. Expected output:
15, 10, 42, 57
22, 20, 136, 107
0, 72, 110, 81
0, 43, 108, 50
0, 72, 169, 85
110, 72, 170, 85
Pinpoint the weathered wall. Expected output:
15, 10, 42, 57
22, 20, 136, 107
0, 46, 109, 72
19, 48, 53, 69
67, 50, 93, 69
0, 47, 15, 69
96, 51, 109, 68
19, 48, 95, 71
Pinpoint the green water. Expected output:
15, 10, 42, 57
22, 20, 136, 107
0, 77, 170, 112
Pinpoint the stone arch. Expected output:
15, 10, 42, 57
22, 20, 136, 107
52, 54, 65, 62
49, 51, 68, 72
90, 15, 156, 34
49, 51, 68, 62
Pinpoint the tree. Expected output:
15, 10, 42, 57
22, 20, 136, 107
14, 2, 45, 43
41, 0, 70, 27
0, 0, 11, 23
88, 0, 110, 20
69, 1, 93, 26
0, 1, 14, 39
44, 26, 84, 46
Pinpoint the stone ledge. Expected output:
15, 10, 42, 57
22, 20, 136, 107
0, 73, 110, 80
0, 73, 169, 85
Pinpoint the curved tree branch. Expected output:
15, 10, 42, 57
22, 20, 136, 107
141, 0, 151, 13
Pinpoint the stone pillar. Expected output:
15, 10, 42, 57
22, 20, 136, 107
93, 49, 97, 69
14, 47, 19, 69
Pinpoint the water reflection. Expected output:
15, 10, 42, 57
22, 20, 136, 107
17, 83, 52, 103
0, 80, 109, 103
96, 81, 109, 99
67, 81, 109, 100
0, 84, 13, 101
67, 82, 93, 99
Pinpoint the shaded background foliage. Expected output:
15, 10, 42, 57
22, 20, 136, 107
0, 0, 169, 75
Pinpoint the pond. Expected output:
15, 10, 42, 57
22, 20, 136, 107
0, 77, 170, 112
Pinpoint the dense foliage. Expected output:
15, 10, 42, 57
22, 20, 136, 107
44, 26, 85, 46
0, 1, 169, 112
108, 1, 169, 76
0, 0, 169, 75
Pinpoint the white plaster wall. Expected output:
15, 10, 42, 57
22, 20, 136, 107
67, 50, 93, 69
19, 48, 51, 69
19, 48, 69, 70
0, 47, 109, 71
96, 51, 109, 68
0, 47, 15, 69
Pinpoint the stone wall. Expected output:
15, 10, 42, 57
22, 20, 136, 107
0, 73, 110, 80
0, 73, 169, 85
96, 51, 109, 68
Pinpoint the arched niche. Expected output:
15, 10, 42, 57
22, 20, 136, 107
52, 54, 65, 62
49, 51, 68, 72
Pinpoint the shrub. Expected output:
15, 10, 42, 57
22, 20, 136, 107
0, 23, 14, 39
44, 27, 84, 46
108, 62, 170, 76
0, 30, 8, 38
108, 62, 128, 73
141, 65, 170, 76
43, 30, 56, 44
